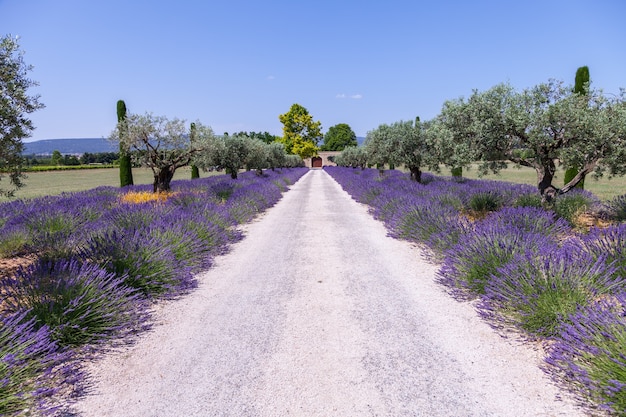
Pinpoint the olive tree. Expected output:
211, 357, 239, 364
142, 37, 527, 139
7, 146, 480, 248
364, 123, 401, 175
267, 142, 287, 171
441, 80, 626, 202
391, 118, 441, 183
1, 35, 44, 197
110, 113, 215, 192
244, 138, 269, 175
336, 146, 367, 169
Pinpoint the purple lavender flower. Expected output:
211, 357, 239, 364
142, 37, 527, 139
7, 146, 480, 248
1, 258, 150, 348
0, 310, 78, 416
545, 292, 626, 414
480, 246, 620, 338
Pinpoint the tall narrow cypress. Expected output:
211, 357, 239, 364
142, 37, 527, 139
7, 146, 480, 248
118, 100, 134, 187
564, 66, 590, 189
190, 122, 200, 179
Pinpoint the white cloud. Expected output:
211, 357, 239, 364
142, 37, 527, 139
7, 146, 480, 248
336, 93, 362, 99
266, 75, 275, 80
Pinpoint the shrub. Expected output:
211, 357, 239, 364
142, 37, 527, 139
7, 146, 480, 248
577, 223, 626, 288
605, 194, 626, 222
513, 193, 543, 208
438, 224, 557, 298
1, 258, 149, 347
0, 226, 30, 258
480, 248, 620, 338
0, 311, 76, 416
465, 190, 504, 216
553, 190, 598, 227
481, 206, 572, 238
546, 293, 626, 415
84, 228, 196, 298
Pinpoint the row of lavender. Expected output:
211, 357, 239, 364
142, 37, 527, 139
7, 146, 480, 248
0, 168, 308, 416
325, 166, 626, 415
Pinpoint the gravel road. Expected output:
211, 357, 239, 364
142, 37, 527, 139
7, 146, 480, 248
72, 169, 585, 417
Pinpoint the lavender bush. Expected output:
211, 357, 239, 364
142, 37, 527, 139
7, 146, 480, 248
480, 247, 620, 338
577, 223, 626, 287
0, 311, 76, 416
546, 293, 626, 414
438, 225, 558, 299
1, 258, 149, 347
605, 193, 626, 222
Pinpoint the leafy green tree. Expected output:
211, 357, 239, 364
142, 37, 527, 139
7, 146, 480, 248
321, 123, 357, 151
234, 131, 279, 144
267, 142, 287, 171
117, 100, 134, 187
564, 66, 591, 189
278, 103, 322, 159
335, 146, 367, 169
110, 113, 215, 192
364, 123, 401, 176
51, 150, 63, 166
195, 133, 248, 179
1, 35, 44, 197
244, 138, 269, 175
442, 80, 626, 202
392, 118, 440, 183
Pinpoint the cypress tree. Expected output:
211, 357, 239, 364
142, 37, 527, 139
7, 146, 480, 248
118, 100, 134, 187
564, 66, 590, 189
190, 122, 200, 179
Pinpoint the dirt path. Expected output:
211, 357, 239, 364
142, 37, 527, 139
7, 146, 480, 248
72, 169, 584, 416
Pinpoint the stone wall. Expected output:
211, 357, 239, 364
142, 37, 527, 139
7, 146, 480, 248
303, 151, 341, 168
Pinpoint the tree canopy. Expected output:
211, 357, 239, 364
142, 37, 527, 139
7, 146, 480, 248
278, 104, 322, 159
0, 35, 44, 197
321, 123, 357, 151
110, 113, 216, 192
440, 80, 626, 201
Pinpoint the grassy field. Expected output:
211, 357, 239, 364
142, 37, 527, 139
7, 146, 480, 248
0, 167, 211, 202
431, 165, 626, 201
2, 165, 625, 202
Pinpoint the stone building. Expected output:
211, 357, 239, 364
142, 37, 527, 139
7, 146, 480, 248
303, 151, 341, 168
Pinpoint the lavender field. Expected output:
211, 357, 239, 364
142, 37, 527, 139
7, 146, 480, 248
325, 166, 626, 416
0, 168, 307, 416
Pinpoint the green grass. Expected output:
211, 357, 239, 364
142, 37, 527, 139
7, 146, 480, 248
1, 167, 215, 202
432, 165, 626, 202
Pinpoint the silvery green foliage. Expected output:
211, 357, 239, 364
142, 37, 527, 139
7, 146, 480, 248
364, 123, 400, 173
0, 35, 45, 197
244, 138, 269, 174
267, 141, 287, 170
335, 146, 367, 169
110, 114, 216, 191
440, 80, 626, 201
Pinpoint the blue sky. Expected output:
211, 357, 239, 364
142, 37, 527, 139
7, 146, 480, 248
2, 0, 625, 141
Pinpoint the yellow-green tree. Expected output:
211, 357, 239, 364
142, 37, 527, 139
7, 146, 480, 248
278, 103, 322, 159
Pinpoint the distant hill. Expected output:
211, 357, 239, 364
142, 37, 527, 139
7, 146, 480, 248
23, 138, 116, 155
23, 136, 366, 155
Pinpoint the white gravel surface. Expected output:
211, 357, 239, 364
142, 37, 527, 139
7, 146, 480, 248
72, 169, 585, 416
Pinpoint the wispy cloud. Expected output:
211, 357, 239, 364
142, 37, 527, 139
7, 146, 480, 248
266, 75, 275, 80
336, 93, 362, 99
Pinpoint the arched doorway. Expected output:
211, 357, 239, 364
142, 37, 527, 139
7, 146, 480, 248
312, 156, 323, 168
